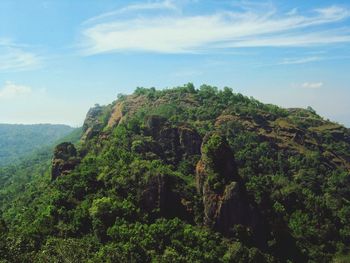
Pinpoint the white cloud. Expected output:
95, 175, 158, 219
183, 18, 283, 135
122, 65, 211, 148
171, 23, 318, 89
0, 81, 32, 99
79, 2, 350, 55
279, 56, 322, 65
0, 40, 42, 72
224, 30, 350, 48
302, 82, 324, 89
256, 54, 350, 67
315, 5, 348, 18
83, 0, 179, 25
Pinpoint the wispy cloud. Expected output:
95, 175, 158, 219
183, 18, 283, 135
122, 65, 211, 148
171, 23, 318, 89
83, 0, 179, 25
255, 53, 350, 68
315, 5, 346, 18
279, 56, 322, 65
79, 2, 350, 55
225, 30, 350, 48
0, 39, 42, 72
0, 81, 32, 99
302, 82, 324, 89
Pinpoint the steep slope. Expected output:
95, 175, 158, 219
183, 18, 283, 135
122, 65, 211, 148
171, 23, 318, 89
0, 84, 349, 262
0, 124, 75, 166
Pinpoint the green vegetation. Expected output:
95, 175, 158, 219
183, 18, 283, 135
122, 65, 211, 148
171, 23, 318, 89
0, 124, 75, 166
0, 84, 349, 262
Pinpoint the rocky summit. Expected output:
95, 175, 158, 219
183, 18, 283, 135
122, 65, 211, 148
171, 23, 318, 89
0, 84, 350, 262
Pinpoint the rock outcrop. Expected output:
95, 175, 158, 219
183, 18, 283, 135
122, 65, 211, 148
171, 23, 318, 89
196, 133, 262, 237
141, 115, 202, 164
81, 105, 104, 141
140, 174, 166, 214
51, 142, 80, 180
107, 101, 124, 128
140, 173, 192, 221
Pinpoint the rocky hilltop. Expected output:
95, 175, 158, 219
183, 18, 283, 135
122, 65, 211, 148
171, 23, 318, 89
2, 84, 350, 262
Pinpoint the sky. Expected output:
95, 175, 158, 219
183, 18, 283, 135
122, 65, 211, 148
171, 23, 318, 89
0, 0, 350, 127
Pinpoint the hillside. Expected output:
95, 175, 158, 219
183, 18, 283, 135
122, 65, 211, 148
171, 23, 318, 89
0, 84, 349, 262
0, 124, 75, 166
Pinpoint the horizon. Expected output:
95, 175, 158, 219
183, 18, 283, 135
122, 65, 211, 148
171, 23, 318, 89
0, 84, 349, 128
0, 122, 78, 127
1, 0, 350, 127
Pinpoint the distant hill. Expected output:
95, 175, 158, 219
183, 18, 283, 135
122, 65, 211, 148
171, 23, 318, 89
0, 124, 75, 166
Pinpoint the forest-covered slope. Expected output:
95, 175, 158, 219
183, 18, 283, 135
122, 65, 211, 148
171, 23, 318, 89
0, 84, 349, 262
0, 124, 75, 166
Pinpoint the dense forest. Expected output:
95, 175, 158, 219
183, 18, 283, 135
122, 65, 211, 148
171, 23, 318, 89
0, 84, 349, 262
0, 124, 74, 166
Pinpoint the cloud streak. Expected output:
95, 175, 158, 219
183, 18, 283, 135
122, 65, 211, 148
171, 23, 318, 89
302, 82, 324, 89
79, 2, 350, 55
279, 56, 323, 65
84, 0, 179, 25
0, 39, 42, 72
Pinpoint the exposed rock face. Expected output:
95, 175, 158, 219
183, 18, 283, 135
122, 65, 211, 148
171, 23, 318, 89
140, 174, 166, 214
82, 105, 104, 141
196, 133, 239, 193
107, 102, 124, 128
214, 182, 253, 233
51, 142, 80, 180
178, 126, 202, 156
140, 174, 192, 221
145, 115, 167, 137
142, 115, 202, 164
196, 133, 262, 237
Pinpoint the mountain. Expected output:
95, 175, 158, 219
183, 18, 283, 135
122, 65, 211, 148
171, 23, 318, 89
0, 84, 350, 262
0, 124, 75, 166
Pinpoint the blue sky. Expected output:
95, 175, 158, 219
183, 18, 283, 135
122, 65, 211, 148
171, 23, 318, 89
0, 0, 350, 127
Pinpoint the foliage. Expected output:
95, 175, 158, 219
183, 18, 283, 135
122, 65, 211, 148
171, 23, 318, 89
0, 84, 349, 262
